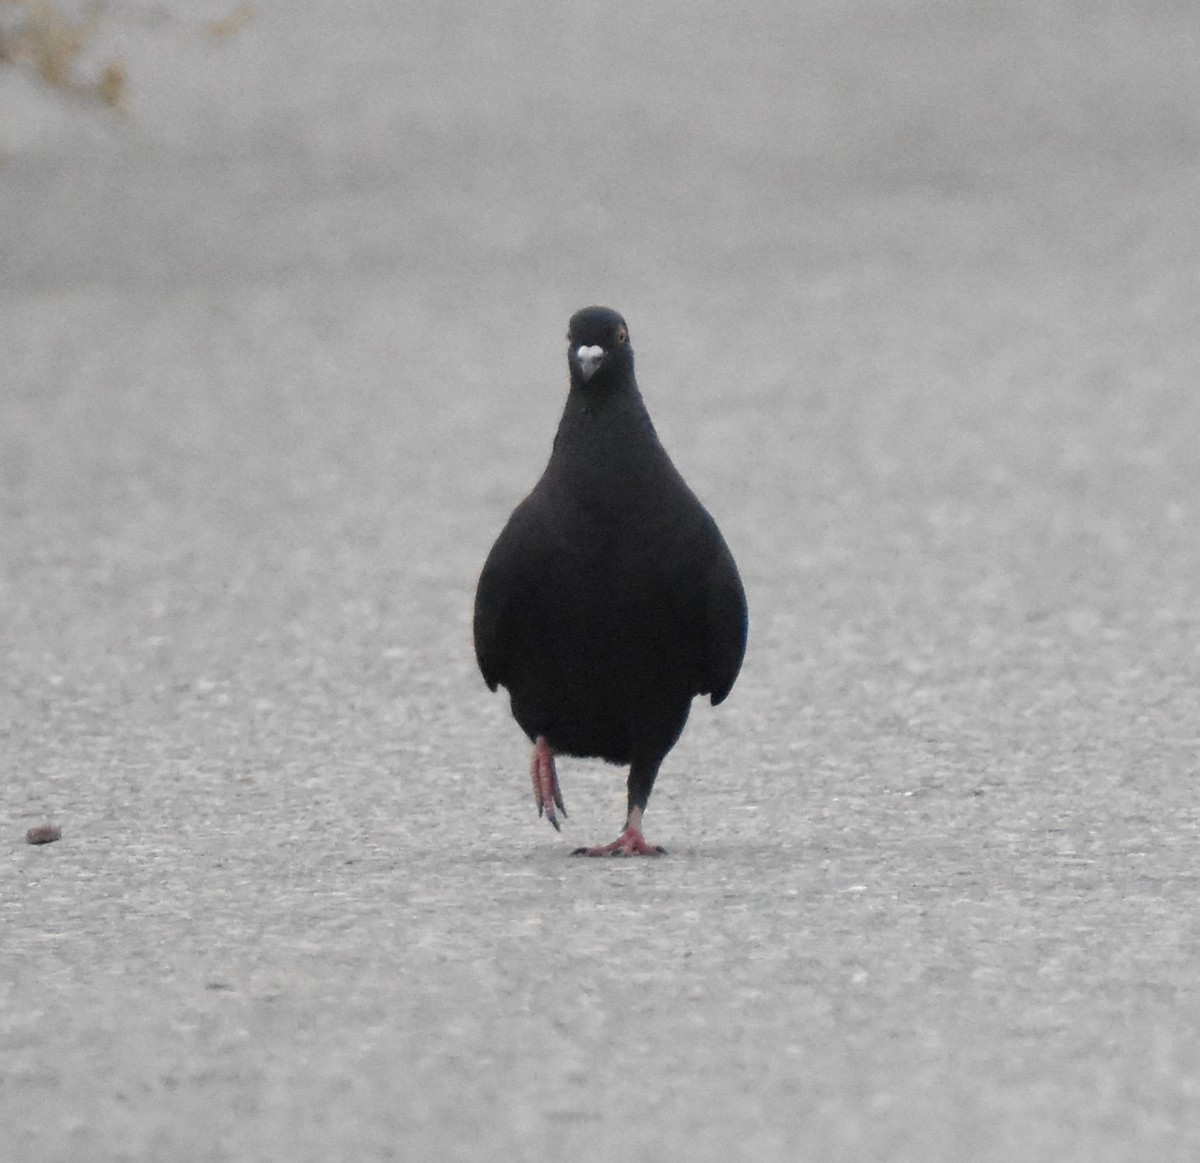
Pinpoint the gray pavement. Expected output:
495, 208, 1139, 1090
3, 2, 1200, 1160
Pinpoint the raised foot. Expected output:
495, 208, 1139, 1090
572, 826, 666, 857
530, 736, 567, 832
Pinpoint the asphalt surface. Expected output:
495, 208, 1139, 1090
3, 3, 1200, 1160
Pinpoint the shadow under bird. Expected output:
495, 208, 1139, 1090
473, 306, 748, 855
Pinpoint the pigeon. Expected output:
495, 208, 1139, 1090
473, 306, 747, 855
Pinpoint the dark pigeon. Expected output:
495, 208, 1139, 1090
473, 306, 747, 855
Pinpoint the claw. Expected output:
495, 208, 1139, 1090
530, 736, 566, 831
572, 809, 665, 857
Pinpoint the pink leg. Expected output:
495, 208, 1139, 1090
530, 736, 567, 831
573, 806, 666, 857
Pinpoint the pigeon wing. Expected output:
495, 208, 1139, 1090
473, 503, 534, 693
699, 528, 748, 706
472, 496, 549, 696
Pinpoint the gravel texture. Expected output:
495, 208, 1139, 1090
3, 3, 1199, 1160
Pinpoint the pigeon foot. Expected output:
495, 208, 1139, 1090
530, 736, 567, 831
572, 808, 665, 856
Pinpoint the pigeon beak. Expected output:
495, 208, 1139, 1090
576, 345, 605, 381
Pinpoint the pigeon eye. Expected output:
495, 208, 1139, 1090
615, 326, 628, 344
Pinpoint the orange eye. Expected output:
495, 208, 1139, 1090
616, 325, 628, 344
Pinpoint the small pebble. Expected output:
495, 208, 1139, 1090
26, 824, 63, 845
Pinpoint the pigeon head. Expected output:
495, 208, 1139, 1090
566, 306, 634, 388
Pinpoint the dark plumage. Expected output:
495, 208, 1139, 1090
473, 306, 747, 854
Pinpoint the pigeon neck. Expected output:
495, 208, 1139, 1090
553, 378, 660, 458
